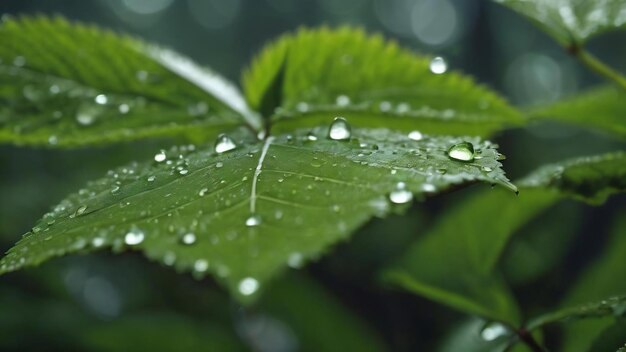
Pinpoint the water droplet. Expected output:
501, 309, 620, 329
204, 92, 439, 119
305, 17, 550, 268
110, 185, 121, 194
245, 214, 262, 227
215, 134, 237, 153
76, 111, 96, 125
480, 322, 509, 341
118, 104, 130, 114
306, 132, 318, 141
421, 183, 436, 192
296, 102, 310, 112
336, 95, 350, 107
429, 56, 447, 74
328, 117, 351, 141
179, 169, 189, 175
154, 150, 166, 162
147, 175, 156, 182
124, 227, 145, 246
447, 142, 475, 162
238, 277, 259, 296
194, 259, 209, 272
408, 130, 423, 141
74, 205, 88, 216
92, 237, 105, 247
198, 187, 209, 196
48, 135, 58, 145
389, 182, 413, 204
95, 94, 108, 105
482, 166, 493, 172
181, 233, 196, 245
379, 101, 392, 112
287, 252, 304, 268
13, 56, 26, 67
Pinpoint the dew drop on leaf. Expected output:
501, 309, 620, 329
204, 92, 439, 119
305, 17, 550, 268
238, 277, 260, 296
447, 142, 475, 162
389, 182, 413, 204
421, 183, 436, 192
408, 130, 423, 141
480, 322, 509, 341
287, 252, 304, 268
94, 94, 108, 105
328, 117, 351, 141
154, 150, 166, 162
336, 95, 350, 106
124, 227, 145, 246
118, 104, 130, 114
198, 187, 209, 197
215, 134, 237, 153
429, 56, 447, 74
245, 215, 262, 227
181, 232, 196, 245
306, 132, 318, 141
194, 259, 208, 272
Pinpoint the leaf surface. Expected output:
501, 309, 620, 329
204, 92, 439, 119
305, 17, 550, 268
0, 127, 513, 301
383, 152, 626, 324
243, 27, 523, 137
530, 86, 626, 139
493, 0, 626, 44
0, 16, 260, 147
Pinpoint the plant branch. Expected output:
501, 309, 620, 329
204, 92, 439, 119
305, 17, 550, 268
569, 45, 626, 90
516, 327, 548, 352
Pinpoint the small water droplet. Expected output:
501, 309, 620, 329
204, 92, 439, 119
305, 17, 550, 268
429, 56, 447, 74
74, 205, 88, 216
198, 187, 209, 196
163, 251, 176, 265
187, 101, 209, 116
215, 134, 237, 153
379, 101, 392, 112
245, 214, 262, 227
76, 111, 96, 126
336, 95, 350, 107
154, 150, 166, 162
147, 175, 156, 182
421, 183, 436, 192
181, 233, 196, 245
48, 135, 58, 145
389, 182, 413, 204
92, 237, 105, 247
194, 259, 209, 272
306, 132, 318, 141
118, 104, 130, 114
408, 130, 423, 141
95, 94, 108, 105
238, 277, 259, 296
124, 227, 145, 246
328, 117, 351, 141
110, 185, 121, 194
296, 102, 310, 112
482, 166, 493, 172
287, 252, 304, 268
179, 169, 189, 175
480, 322, 509, 341
447, 142, 475, 162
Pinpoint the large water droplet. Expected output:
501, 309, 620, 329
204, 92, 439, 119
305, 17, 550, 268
389, 182, 413, 204
328, 117, 351, 141
154, 150, 166, 162
480, 322, 509, 341
408, 130, 423, 141
124, 227, 145, 245
245, 214, 262, 227
429, 56, 447, 74
238, 277, 259, 296
181, 233, 196, 245
215, 134, 237, 153
447, 142, 475, 162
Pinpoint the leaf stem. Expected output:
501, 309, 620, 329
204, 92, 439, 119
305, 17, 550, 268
515, 327, 548, 352
569, 45, 626, 90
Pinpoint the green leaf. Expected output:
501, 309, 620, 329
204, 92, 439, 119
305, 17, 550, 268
0, 127, 514, 302
558, 213, 626, 352
0, 16, 260, 147
243, 27, 523, 137
259, 274, 387, 352
382, 152, 626, 324
493, 0, 626, 45
527, 295, 626, 330
530, 86, 626, 139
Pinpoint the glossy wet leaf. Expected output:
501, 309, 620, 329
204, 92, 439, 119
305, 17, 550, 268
0, 127, 514, 302
0, 16, 259, 147
243, 27, 523, 137
527, 295, 626, 330
530, 86, 626, 139
494, 0, 626, 45
382, 152, 626, 324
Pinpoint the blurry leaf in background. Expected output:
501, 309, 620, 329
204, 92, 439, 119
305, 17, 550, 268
530, 86, 626, 139
0, 16, 260, 147
256, 274, 387, 352
0, 127, 514, 302
557, 212, 626, 352
493, 0, 626, 45
382, 152, 626, 325
243, 27, 523, 137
